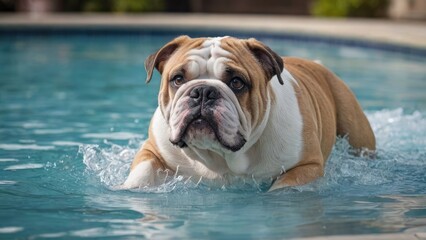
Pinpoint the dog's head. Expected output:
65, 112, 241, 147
145, 36, 283, 155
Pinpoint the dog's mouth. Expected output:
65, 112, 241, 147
169, 114, 246, 152
189, 118, 214, 131
169, 115, 217, 148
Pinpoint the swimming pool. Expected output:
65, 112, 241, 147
0, 29, 425, 239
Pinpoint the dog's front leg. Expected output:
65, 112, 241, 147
121, 139, 171, 189
268, 136, 325, 192
268, 162, 324, 192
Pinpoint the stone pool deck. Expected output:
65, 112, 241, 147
0, 13, 425, 50
0, 13, 425, 240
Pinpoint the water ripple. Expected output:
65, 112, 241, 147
0, 158, 19, 162
4, 163, 44, 171
0, 144, 54, 151
0, 180, 17, 185
0, 227, 24, 234
52, 141, 82, 147
82, 132, 144, 140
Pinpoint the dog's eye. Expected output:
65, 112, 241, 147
229, 77, 245, 91
171, 75, 185, 87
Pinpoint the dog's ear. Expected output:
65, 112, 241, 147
246, 38, 284, 85
145, 35, 190, 83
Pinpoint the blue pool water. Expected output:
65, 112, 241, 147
0, 31, 425, 239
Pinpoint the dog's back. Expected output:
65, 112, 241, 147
284, 57, 376, 155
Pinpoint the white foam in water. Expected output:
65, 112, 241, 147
312, 108, 426, 192
82, 108, 425, 193
369, 108, 426, 152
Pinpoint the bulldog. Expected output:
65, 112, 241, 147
122, 36, 376, 191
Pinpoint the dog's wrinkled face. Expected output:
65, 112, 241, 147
145, 36, 284, 155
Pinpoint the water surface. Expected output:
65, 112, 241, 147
0, 33, 425, 239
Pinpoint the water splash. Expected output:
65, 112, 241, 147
80, 139, 141, 188
82, 108, 426, 194
310, 108, 426, 194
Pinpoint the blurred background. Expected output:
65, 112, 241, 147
0, 0, 425, 20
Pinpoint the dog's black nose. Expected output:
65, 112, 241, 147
190, 86, 220, 103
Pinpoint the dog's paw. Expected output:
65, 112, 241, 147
121, 161, 157, 189
267, 179, 289, 192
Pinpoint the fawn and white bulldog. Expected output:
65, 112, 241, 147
122, 36, 375, 191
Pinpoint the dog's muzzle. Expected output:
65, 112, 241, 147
169, 84, 246, 152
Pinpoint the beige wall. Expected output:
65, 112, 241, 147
388, 0, 426, 20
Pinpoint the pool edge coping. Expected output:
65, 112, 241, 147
0, 13, 425, 51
